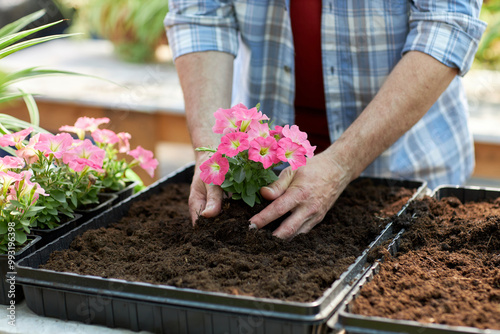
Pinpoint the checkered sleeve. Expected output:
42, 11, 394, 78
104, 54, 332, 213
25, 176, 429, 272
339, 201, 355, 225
164, 0, 239, 61
402, 0, 487, 76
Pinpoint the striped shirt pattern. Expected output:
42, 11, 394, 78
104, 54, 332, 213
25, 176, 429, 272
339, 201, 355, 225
165, 0, 486, 188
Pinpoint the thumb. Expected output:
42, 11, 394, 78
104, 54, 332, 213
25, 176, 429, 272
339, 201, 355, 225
260, 167, 295, 200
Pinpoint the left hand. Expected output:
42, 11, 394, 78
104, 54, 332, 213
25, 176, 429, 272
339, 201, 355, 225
248, 152, 352, 239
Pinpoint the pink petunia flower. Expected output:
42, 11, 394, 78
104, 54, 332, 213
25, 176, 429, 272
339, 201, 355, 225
217, 132, 250, 157
212, 107, 239, 134
128, 146, 159, 178
15, 133, 40, 164
277, 138, 307, 170
0, 127, 33, 148
60, 117, 110, 139
199, 152, 229, 186
281, 125, 316, 157
0, 156, 25, 171
34, 133, 74, 159
248, 136, 280, 169
16, 171, 48, 203
117, 132, 131, 153
246, 121, 270, 141
0, 171, 23, 194
63, 139, 105, 172
233, 104, 269, 132
270, 125, 284, 141
91, 129, 119, 145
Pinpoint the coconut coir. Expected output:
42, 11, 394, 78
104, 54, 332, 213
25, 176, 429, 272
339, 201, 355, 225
351, 196, 500, 329
42, 179, 414, 302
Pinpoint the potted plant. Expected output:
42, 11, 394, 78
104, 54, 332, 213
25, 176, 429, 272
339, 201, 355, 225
66, 0, 170, 63
58, 116, 159, 202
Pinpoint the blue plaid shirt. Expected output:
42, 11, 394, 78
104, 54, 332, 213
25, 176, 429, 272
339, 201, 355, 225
165, 0, 486, 189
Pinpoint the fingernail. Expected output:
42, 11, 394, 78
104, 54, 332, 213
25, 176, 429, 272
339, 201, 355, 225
263, 186, 274, 195
249, 223, 257, 230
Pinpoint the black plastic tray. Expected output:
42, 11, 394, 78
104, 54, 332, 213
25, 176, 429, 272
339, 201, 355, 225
336, 185, 500, 334
16, 164, 426, 333
0, 235, 41, 305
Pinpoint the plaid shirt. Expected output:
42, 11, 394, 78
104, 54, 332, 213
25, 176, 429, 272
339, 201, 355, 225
165, 0, 486, 189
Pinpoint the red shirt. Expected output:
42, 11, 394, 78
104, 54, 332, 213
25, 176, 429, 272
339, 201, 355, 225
290, 0, 330, 153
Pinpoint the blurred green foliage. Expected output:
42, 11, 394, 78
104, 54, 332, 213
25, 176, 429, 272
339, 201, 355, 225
55, 0, 169, 63
475, 0, 500, 69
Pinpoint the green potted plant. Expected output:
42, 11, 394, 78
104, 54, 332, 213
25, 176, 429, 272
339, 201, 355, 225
67, 0, 169, 63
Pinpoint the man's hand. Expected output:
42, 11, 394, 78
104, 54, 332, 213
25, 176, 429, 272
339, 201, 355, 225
249, 151, 352, 239
189, 152, 224, 225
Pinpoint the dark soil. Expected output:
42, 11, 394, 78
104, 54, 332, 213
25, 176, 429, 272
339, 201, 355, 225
42, 179, 415, 302
351, 196, 500, 329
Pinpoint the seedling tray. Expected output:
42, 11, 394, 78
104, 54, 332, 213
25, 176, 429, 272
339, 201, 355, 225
336, 185, 500, 334
16, 164, 426, 333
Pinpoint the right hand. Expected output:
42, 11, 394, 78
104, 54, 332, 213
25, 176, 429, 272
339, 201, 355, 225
188, 152, 224, 225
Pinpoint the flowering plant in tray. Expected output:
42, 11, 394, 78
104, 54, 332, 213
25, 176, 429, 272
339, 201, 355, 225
197, 103, 315, 207
0, 118, 158, 253
60, 117, 158, 192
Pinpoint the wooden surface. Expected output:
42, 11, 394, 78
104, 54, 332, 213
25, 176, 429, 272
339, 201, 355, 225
473, 142, 500, 179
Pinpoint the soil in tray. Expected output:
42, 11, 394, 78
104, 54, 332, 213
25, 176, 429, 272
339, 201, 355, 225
351, 196, 500, 329
41, 179, 415, 302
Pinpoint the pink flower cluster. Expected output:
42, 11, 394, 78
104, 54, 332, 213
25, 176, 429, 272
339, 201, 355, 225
0, 156, 47, 205
200, 103, 315, 185
60, 117, 158, 178
0, 127, 106, 174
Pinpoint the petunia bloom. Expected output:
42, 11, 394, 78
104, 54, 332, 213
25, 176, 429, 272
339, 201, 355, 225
233, 104, 269, 132
63, 139, 105, 172
128, 146, 159, 178
117, 132, 131, 153
15, 133, 40, 164
34, 133, 74, 159
0, 127, 33, 148
91, 129, 120, 145
199, 152, 229, 186
212, 107, 239, 134
0, 156, 25, 171
277, 138, 307, 170
248, 136, 280, 169
217, 132, 250, 157
246, 121, 270, 141
60, 117, 110, 139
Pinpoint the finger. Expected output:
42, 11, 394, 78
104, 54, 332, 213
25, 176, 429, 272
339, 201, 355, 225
260, 167, 296, 201
273, 208, 324, 240
201, 184, 223, 217
249, 186, 304, 229
188, 188, 207, 225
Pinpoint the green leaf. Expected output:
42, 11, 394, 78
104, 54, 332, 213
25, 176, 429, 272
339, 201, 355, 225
0, 9, 46, 38
233, 167, 245, 183
50, 190, 67, 203
242, 192, 256, 207
0, 224, 7, 234
0, 33, 81, 60
15, 231, 27, 245
245, 182, 258, 197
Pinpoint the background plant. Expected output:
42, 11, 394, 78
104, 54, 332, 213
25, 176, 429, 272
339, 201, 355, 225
474, 0, 500, 70
61, 0, 169, 63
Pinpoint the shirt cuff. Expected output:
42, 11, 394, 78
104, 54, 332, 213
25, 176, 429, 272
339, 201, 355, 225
402, 12, 487, 76
164, 12, 239, 60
